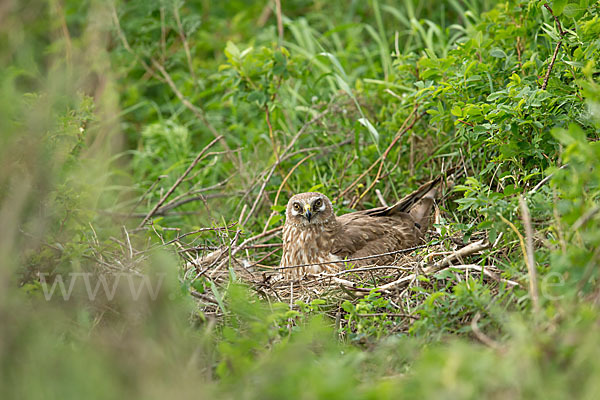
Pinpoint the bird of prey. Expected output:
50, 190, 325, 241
280, 179, 440, 279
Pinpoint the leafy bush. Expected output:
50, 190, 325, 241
2, 0, 600, 398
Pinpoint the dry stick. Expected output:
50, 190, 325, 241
572, 206, 600, 232
529, 164, 569, 193
262, 153, 315, 233
236, 104, 335, 211
247, 247, 282, 269
519, 196, 540, 314
471, 312, 503, 350
158, 177, 233, 214
215, 226, 284, 269
432, 239, 491, 269
257, 2, 272, 27
137, 135, 223, 229
441, 264, 520, 287
190, 290, 219, 305
543, 3, 565, 36
375, 189, 389, 207
541, 40, 562, 90
126, 175, 165, 219
357, 313, 418, 319
122, 226, 133, 259
376, 240, 492, 291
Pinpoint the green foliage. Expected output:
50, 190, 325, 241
2, 0, 600, 398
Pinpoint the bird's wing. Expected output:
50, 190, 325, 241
342, 177, 441, 232
330, 212, 420, 261
366, 177, 440, 216
329, 177, 445, 262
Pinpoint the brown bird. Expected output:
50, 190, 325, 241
280, 179, 440, 279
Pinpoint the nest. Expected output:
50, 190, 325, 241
177, 226, 519, 330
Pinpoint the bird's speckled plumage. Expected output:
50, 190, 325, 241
280, 179, 440, 279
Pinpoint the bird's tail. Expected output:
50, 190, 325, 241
389, 177, 440, 216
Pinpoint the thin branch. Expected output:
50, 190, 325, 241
190, 290, 219, 305
541, 3, 566, 90
471, 312, 503, 350
137, 135, 223, 229
542, 40, 562, 90
529, 164, 568, 193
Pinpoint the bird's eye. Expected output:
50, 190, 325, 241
293, 202, 301, 211
314, 199, 322, 208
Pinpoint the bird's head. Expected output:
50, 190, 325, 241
285, 192, 334, 227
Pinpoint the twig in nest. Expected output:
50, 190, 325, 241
137, 135, 223, 229
432, 239, 491, 269
357, 313, 418, 319
272, 244, 428, 271
377, 240, 492, 291
440, 264, 520, 287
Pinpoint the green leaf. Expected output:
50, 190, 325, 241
552, 0, 568, 15
341, 300, 355, 313
358, 117, 380, 143
490, 48, 507, 58
451, 105, 463, 117
224, 41, 240, 61
308, 184, 325, 193
268, 214, 283, 227
563, 3, 586, 18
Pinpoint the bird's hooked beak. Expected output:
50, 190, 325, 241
303, 203, 313, 222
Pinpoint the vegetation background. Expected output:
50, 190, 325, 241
1, 0, 600, 398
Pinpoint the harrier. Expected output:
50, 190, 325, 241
280, 179, 439, 279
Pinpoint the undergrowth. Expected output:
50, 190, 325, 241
1, 0, 600, 398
